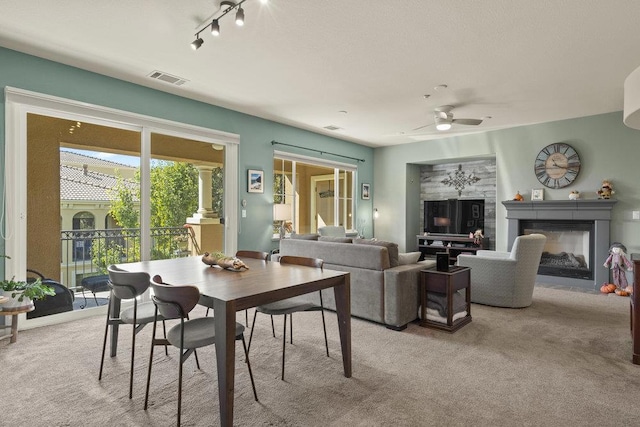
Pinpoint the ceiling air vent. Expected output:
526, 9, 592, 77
148, 71, 188, 86
323, 125, 342, 131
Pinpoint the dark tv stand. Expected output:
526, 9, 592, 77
417, 233, 489, 265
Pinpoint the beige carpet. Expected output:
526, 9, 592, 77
1, 286, 639, 426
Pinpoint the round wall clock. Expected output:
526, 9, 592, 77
534, 143, 581, 189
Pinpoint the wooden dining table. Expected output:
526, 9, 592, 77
115, 255, 351, 426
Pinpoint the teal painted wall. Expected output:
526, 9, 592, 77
0, 47, 374, 261
375, 112, 640, 256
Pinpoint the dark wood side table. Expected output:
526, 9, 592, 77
420, 266, 472, 332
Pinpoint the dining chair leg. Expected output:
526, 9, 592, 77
162, 320, 168, 356
177, 346, 184, 427
128, 301, 138, 399
144, 314, 159, 410
281, 314, 287, 381
289, 313, 293, 344
319, 292, 329, 357
193, 349, 201, 370
247, 310, 259, 353
98, 293, 113, 381
245, 309, 249, 327
241, 336, 259, 401
270, 315, 276, 337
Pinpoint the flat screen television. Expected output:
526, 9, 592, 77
424, 199, 485, 235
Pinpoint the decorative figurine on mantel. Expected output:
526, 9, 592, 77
569, 190, 580, 200
473, 229, 484, 246
597, 180, 615, 199
603, 242, 633, 295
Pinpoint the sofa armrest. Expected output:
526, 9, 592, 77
383, 260, 436, 328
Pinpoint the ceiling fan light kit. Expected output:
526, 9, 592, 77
191, 0, 266, 50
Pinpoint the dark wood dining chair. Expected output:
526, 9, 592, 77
247, 255, 329, 380
99, 265, 166, 399
202, 250, 269, 324
145, 275, 258, 426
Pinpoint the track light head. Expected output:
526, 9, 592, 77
235, 6, 245, 26
191, 37, 204, 50
211, 19, 220, 36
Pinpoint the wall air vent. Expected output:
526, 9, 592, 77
148, 71, 188, 86
323, 125, 342, 131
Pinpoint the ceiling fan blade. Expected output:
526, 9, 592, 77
411, 123, 433, 132
452, 118, 482, 126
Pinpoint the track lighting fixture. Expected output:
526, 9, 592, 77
235, 6, 245, 26
191, 37, 204, 50
191, 0, 267, 50
210, 19, 220, 36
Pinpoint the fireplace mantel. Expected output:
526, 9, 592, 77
502, 200, 617, 219
502, 199, 617, 290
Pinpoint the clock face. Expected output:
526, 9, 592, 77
534, 143, 581, 189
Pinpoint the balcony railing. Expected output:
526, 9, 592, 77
60, 226, 192, 290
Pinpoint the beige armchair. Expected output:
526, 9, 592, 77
457, 233, 547, 308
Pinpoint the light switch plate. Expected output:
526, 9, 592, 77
242, 209, 247, 218
633, 210, 640, 220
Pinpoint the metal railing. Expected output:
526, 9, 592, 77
60, 226, 192, 290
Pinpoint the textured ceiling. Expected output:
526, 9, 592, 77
2, 0, 640, 147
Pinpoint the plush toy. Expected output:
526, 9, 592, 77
603, 242, 633, 291
473, 229, 484, 246
597, 180, 615, 199
568, 191, 580, 200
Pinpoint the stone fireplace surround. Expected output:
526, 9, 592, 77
502, 200, 617, 290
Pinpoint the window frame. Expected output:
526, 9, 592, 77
273, 150, 358, 238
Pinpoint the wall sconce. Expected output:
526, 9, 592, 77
373, 208, 379, 219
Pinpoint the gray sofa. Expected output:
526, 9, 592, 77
278, 238, 435, 330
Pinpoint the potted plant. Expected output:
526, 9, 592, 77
1, 256, 55, 311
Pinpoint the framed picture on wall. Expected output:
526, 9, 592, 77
248, 169, 264, 193
531, 188, 544, 201
362, 183, 371, 200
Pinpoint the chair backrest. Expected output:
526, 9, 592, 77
236, 250, 269, 261
318, 226, 346, 237
279, 255, 323, 270
107, 265, 151, 300
150, 275, 200, 319
510, 233, 547, 285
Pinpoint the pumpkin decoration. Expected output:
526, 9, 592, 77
513, 191, 524, 201
600, 283, 617, 294
615, 288, 630, 297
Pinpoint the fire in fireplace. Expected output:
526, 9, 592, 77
520, 220, 594, 280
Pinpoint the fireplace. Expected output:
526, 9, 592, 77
519, 220, 594, 280
502, 200, 617, 290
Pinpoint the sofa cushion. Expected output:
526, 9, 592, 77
353, 238, 399, 267
319, 236, 353, 243
280, 239, 390, 270
290, 233, 319, 240
398, 252, 421, 265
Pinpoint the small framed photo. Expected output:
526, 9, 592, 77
248, 169, 264, 193
532, 188, 544, 201
361, 183, 371, 200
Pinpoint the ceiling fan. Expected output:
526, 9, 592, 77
413, 105, 483, 132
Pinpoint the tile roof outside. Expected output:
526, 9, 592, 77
60, 164, 137, 201
60, 149, 133, 169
